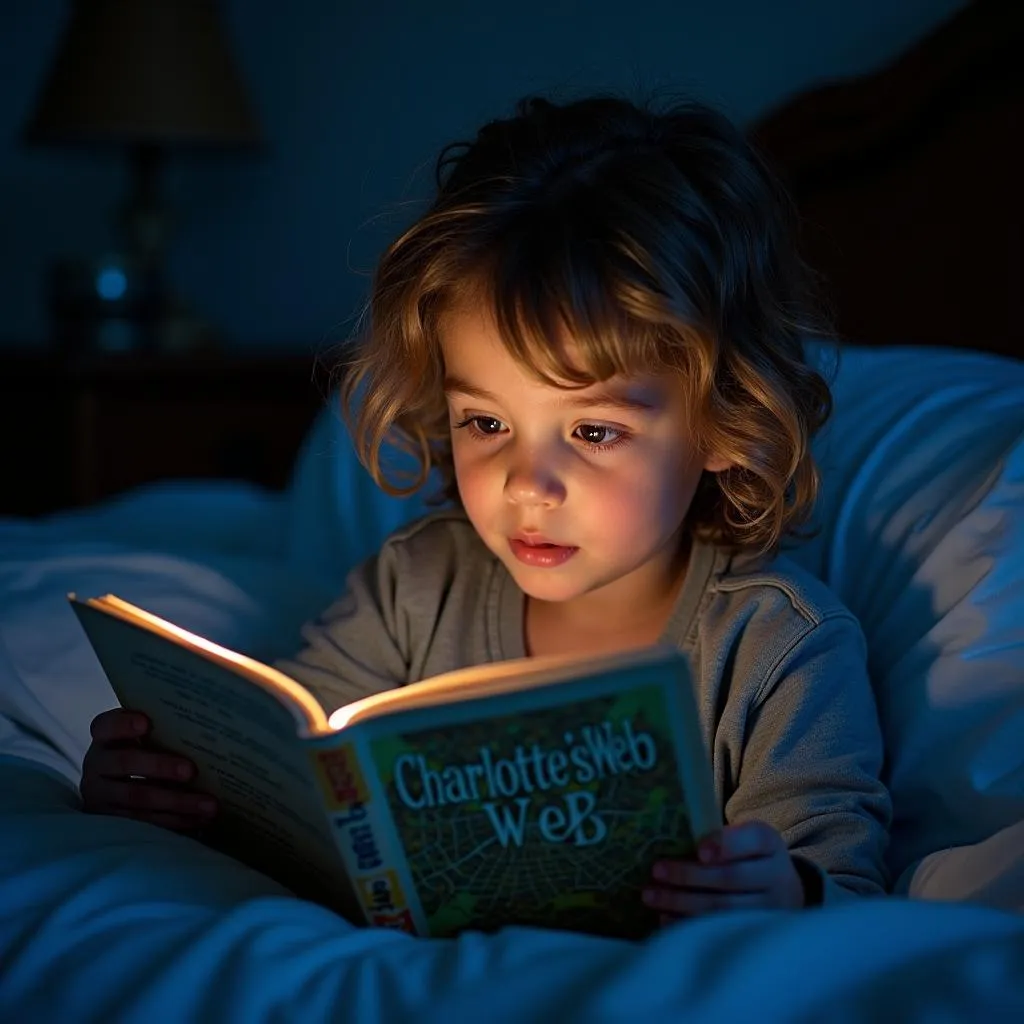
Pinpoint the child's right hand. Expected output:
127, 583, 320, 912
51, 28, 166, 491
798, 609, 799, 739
80, 708, 218, 832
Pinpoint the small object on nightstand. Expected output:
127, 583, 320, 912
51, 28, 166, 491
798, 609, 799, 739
50, 254, 219, 356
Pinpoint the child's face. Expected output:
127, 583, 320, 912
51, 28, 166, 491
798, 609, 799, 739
440, 306, 728, 611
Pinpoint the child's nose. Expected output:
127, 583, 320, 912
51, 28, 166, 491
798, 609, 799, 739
504, 453, 566, 507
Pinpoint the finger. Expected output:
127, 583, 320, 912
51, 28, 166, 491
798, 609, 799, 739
88, 746, 196, 783
100, 780, 218, 819
90, 708, 149, 743
652, 856, 780, 893
643, 885, 771, 917
699, 820, 783, 864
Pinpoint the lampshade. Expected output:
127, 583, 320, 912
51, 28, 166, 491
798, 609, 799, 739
23, 0, 264, 149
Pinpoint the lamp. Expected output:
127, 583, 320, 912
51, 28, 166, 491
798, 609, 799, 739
23, 0, 265, 354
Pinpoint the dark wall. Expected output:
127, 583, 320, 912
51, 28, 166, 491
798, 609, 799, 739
1, 0, 968, 353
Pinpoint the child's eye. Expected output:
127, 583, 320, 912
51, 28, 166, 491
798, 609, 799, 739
453, 415, 507, 438
573, 424, 627, 448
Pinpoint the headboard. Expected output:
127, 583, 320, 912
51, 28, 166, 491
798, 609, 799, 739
750, 0, 1021, 360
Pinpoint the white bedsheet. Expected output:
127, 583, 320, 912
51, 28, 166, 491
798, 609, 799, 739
1, 757, 1022, 1023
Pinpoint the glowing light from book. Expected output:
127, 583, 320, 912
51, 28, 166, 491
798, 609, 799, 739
88, 595, 331, 735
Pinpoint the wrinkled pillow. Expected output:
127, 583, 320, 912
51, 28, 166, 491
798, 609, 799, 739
789, 343, 1024, 886
284, 397, 435, 595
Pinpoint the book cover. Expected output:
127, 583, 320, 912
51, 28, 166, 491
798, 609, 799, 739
309, 656, 714, 940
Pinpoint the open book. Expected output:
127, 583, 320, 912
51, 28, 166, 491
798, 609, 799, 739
70, 594, 720, 940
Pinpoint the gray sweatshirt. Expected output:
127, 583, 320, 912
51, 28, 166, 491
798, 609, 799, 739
278, 509, 891, 904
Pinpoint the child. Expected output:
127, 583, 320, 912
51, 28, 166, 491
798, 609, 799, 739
81, 94, 890, 919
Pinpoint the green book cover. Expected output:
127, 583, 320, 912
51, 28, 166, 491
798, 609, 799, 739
343, 656, 718, 940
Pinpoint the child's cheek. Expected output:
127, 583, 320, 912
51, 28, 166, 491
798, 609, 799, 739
453, 458, 498, 531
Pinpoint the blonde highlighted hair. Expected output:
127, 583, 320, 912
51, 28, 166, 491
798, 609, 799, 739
342, 94, 833, 555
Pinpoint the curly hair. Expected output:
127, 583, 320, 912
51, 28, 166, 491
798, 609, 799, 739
342, 94, 833, 555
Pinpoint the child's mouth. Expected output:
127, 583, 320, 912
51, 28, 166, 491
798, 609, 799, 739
508, 538, 579, 568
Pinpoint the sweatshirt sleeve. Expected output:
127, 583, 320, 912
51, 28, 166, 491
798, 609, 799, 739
272, 540, 411, 714
724, 612, 892, 903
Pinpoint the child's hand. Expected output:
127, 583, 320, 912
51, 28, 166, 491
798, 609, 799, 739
80, 708, 217, 832
644, 820, 805, 921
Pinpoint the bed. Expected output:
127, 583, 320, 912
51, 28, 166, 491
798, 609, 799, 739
2, 2, 1023, 1021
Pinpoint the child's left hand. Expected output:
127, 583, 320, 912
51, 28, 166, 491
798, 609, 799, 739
643, 820, 805, 921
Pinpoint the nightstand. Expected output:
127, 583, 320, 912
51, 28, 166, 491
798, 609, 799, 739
0, 350, 336, 517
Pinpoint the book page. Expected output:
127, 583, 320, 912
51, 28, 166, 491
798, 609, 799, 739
88, 594, 329, 734
329, 644, 678, 730
72, 601, 357, 916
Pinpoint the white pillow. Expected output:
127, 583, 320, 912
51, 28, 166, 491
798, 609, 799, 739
789, 343, 1024, 886
284, 399, 435, 595
906, 820, 1024, 911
